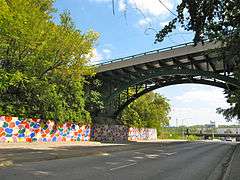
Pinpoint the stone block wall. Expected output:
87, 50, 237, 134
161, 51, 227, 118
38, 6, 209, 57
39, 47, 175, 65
91, 124, 129, 142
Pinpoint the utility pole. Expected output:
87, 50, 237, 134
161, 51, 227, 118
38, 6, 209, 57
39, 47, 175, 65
182, 119, 184, 139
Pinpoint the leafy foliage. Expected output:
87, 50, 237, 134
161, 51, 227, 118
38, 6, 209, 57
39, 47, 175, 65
120, 92, 170, 134
155, 0, 240, 121
0, 0, 99, 123
84, 79, 104, 121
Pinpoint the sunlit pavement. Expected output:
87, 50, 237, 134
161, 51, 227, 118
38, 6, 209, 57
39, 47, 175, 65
0, 141, 239, 180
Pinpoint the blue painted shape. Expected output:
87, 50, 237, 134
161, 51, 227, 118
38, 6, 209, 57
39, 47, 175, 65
5, 128, 13, 134
30, 132, 35, 138
42, 138, 47, 142
15, 121, 21, 126
33, 123, 40, 129
18, 134, 25, 138
72, 124, 75, 130
52, 137, 57, 142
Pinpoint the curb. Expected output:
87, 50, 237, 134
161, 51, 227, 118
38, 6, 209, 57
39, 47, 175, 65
222, 144, 239, 180
207, 144, 236, 180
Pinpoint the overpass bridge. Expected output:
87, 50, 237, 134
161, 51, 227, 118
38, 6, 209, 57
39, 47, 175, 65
93, 41, 240, 123
185, 132, 240, 140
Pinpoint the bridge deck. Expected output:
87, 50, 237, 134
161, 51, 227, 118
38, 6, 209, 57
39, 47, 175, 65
186, 133, 240, 137
96, 41, 222, 73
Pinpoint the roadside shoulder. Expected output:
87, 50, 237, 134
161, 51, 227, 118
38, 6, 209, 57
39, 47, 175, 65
223, 143, 240, 180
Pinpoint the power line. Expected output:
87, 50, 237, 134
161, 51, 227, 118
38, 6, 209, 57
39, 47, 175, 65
158, 0, 177, 17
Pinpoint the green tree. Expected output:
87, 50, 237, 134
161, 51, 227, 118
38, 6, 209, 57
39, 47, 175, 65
155, 0, 240, 121
0, 0, 99, 123
120, 92, 170, 134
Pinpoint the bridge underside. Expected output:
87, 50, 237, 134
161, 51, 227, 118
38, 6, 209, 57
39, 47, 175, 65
94, 42, 239, 121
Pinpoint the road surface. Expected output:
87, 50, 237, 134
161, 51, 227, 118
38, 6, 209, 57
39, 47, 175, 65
0, 142, 236, 180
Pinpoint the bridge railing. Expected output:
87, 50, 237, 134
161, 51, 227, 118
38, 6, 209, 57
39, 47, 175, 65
93, 41, 197, 66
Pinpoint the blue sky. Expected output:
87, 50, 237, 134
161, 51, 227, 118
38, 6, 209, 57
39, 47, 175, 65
54, 0, 238, 126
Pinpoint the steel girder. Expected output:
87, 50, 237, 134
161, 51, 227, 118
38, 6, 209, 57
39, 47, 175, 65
114, 78, 234, 117
98, 68, 240, 118
109, 68, 240, 101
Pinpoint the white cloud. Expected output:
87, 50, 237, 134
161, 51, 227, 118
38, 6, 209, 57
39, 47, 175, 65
89, 0, 175, 31
128, 0, 173, 17
156, 84, 234, 126
102, 48, 112, 58
118, 0, 127, 12
90, 48, 103, 64
160, 21, 169, 27
103, 48, 111, 54
138, 17, 152, 27
169, 107, 229, 126
88, 46, 113, 64
91, 0, 174, 16
174, 88, 228, 107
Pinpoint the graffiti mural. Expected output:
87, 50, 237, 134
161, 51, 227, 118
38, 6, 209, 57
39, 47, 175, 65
0, 116, 91, 143
0, 116, 157, 143
91, 125, 158, 142
91, 125, 129, 142
128, 127, 157, 141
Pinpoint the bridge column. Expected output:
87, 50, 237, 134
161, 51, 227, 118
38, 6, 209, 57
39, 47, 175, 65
92, 78, 123, 124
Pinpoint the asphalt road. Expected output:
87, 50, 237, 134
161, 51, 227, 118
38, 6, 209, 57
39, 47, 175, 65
0, 142, 236, 180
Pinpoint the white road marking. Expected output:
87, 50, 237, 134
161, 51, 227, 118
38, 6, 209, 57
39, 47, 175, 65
181, 147, 194, 150
145, 154, 160, 159
105, 161, 121, 165
161, 152, 177, 156
93, 166, 105, 170
109, 163, 137, 171
133, 156, 144, 159
154, 149, 164, 152
127, 159, 137, 162
32, 171, 50, 176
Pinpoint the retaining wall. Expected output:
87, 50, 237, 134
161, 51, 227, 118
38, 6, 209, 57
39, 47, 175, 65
0, 116, 91, 142
128, 127, 157, 141
91, 124, 129, 142
0, 116, 157, 143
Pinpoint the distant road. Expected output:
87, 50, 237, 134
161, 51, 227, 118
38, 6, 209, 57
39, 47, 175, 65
0, 142, 236, 180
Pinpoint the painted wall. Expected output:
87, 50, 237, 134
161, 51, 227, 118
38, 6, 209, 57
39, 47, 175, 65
0, 116, 157, 143
0, 116, 91, 143
128, 127, 157, 141
91, 125, 129, 142
91, 125, 157, 142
